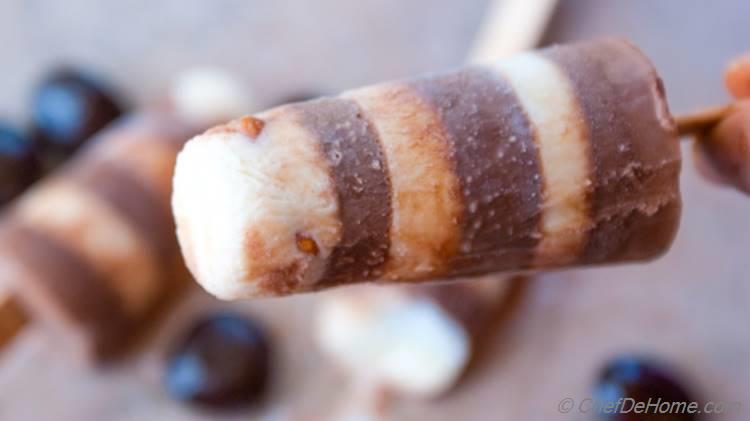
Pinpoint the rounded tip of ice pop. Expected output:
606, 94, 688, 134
172, 113, 338, 299
725, 53, 750, 99
172, 131, 256, 299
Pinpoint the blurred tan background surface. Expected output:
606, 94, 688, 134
1, 0, 750, 420
0, 0, 486, 120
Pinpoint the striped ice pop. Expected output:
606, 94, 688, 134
0, 68, 251, 359
0, 112, 195, 359
173, 38, 682, 299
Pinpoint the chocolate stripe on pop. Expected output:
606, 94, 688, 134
70, 161, 176, 261
293, 98, 392, 285
2, 222, 129, 356
542, 39, 681, 263
492, 52, 591, 266
346, 84, 462, 280
410, 68, 543, 275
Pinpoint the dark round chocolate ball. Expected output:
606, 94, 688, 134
593, 355, 698, 420
0, 123, 40, 206
165, 313, 270, 409
30, 68, 124, 170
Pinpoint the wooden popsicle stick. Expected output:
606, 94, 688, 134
468, 0, 559, 63
676, 104, 734, 138
0, 288, 27, 351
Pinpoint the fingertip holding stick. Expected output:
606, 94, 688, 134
672, 99, 750, 194
676, 51, 750, 193
725, 53, 750, 99
692, 101, 750, 193
660, 48, 750, 139
675, 104, 734, 138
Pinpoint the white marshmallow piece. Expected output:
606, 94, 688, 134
170, 67, 252, 125
315, 288, 470, 398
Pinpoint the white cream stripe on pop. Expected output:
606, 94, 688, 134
491, 52, 591, 265
345, 85, 462, 280
14, 180, 160, 315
